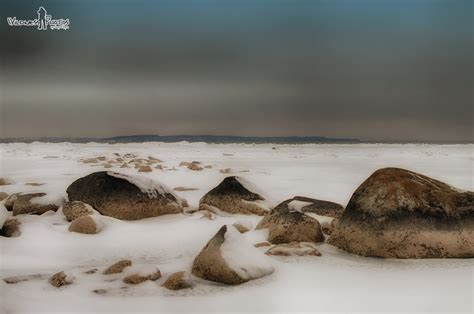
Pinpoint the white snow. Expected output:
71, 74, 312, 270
29, 192, 65, 206
220, 225, 274, 280
107, 171, 181, 205
123, 264, 160, 277
0, 204, 10, 229
0, 142, 472, 313
287, 199, 313, 212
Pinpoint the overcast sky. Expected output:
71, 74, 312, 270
0, 0, 472, 142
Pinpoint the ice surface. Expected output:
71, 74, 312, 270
220, 225, 274, 280
0, 142, 472, 313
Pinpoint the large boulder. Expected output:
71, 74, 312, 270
199, 176, 270, 215
273, 196, 344, 217
12, 193, 62, 216
66, 171, 183, 220
192, 225, 274, 285
256, 209, 325, 244
329, 168, 474, 258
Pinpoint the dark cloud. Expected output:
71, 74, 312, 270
0, 0, 472, 141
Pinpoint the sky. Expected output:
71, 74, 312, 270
0, 0, 472, 142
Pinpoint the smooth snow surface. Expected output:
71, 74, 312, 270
0, 142, 473, 313
287, 199, 313, 212
221, 225, 274, 280
0, 204, 9, 229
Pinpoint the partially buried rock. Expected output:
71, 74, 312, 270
3, 193, 19, 211
321, 221, 333, 235
329, 167, 474, 258
256, 209, 325, 244
49, 271, 74, 287
162, 271, 193, 290
12, 193, 63, 216
66, 171, 183, 220
1, 218, 21, 237
138, 165, 152, 172
103, 260, 132, 275
273, 196, 344, 217
199, 176, 270, 215
62, 201, 95, 222
192, 225, 274, 285
232, 220, 253, 233
68, 215, 104, 234
122, 265, 161, 284
266, 242, 322, 256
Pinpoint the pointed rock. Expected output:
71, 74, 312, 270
199, 176, 270, 215
192, 225, 274, 284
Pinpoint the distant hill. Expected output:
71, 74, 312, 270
0, 135, 360, 144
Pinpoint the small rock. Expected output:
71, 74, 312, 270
138, 165, 152, 172
49, 271, 74, 287
265, 242, 321, 256
173, 186, 198, 192
62, 201, 95, 222
81, 158, 99, 164
200, 211, 216, 220
103, 260, 132, 275
233, 223, 250, 233
162, 271, 193, 290
219, 168, 231, 174
102, 163, 112, 168
122, 266, 161, 284
84, 268, 98, 274
254, 241, 271, 248
0, 178, 12, 185
97, 156, 107, 161
1, 218, 21, 237
12, 193, 62, 216
68, 215, 104, 234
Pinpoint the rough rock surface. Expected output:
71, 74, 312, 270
256, 210, 325, 244
103, 260, 132, 274
192, 225, 274, 285
265, 242, 322, 256
62, 201, 95, 222
49, 271, 73, 287
199, 176, 269, 215
1, 218, 21, 237
122, 266, 161, 284
12, 193, 61, 216
3, 193, 19, 211
68, 215, 103, 234
66, 171, 183, 220
329, 167, 474, 258
162, 271, 193, 290
273, 196, 344, 217
321, 221, 333, 235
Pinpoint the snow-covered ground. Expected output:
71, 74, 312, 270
0, 142, 473, 313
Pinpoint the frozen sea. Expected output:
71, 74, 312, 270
0, 142, 472, 313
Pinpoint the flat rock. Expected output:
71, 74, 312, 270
12, 193, 62, 216
265, 242, 322, 256
273, 196, 344, 217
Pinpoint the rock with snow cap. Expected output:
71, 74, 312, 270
12, 193, 63, 216
192, 225, 274, 285
66, 171, 183, 220
199, 176, 271, 215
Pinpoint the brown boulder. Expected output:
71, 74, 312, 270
66, 171, 183, 220
329, 167, 474, 258
256, 210, 325, 244
162, 271, 193, 290
12, 193, 62, 216
62, 201, 95, 222
199, 176, 270, 215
